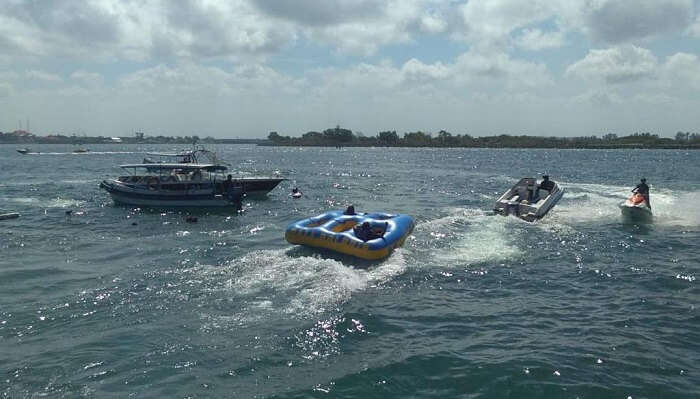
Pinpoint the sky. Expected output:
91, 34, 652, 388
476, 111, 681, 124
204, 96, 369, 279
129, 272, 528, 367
1, 0, 700, 139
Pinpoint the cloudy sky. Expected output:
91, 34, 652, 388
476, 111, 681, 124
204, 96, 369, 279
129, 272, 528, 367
1, 0, 700, 138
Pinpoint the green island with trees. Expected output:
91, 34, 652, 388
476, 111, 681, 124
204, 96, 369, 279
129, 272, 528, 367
267, 127, 700, 149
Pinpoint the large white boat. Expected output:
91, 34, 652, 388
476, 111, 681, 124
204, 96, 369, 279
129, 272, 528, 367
493, 177, 564, 222
100, 163, 244, 207
141, 148, 285, 197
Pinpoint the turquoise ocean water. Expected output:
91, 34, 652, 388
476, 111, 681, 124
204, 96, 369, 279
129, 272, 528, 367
1, 144, 699, 398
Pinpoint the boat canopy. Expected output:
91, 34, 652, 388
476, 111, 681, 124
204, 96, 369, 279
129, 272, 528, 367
144, 151, 193, 157
119, 163, 228, 172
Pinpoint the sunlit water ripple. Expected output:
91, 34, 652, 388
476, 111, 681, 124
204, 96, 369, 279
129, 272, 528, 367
1, 144, 699, 398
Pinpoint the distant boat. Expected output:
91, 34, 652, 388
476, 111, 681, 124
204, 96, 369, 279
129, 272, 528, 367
73, 148, 89, 153
17, 148, 31, 154
0, 212, 20, 220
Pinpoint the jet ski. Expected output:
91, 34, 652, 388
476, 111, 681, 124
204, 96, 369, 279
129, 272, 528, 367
494, 177, 564, 222
620, 193, 652, 222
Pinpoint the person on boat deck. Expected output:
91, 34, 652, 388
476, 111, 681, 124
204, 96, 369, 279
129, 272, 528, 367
353, 221, 387, 241
539, 175, 555, 192
344, 205, 356, 215
632, 178, 651, 208
222, 174, 237, 198
532, 175, 555, 201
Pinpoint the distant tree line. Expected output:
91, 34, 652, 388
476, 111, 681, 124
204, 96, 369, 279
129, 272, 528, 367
0, 131, 265, 145
266, 127, 700, 149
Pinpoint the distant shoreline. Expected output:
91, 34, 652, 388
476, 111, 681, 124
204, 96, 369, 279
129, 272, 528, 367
3, 129, 699, 149
3, 140, 699, 150
260, 143, 700, 150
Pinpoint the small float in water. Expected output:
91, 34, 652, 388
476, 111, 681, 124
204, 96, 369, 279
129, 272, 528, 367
285, 210, 414, 260
494, 177, 564, 222
620, 193, 652, 222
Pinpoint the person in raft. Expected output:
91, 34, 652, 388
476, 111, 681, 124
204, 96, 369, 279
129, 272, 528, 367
353, 221, 388, 241
291, 187, 302, 197
632, 178, 651, 208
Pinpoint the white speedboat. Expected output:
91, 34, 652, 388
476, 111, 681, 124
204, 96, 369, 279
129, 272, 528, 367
494, 177, 564, 222
141, 148, 285, 197
100, 163, 244, 207
619, 193, 652, 222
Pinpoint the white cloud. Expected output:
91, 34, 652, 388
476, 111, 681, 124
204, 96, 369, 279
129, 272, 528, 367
454, 51, 554, 89
2, 1, 699, 137
662, 52, 700, 90
585, 0, 695, 43
566, 45, 659, 84
514, 28, 565, 51
0, 0, 298, 61
571, 89, 623, 106
71, 71, 104, 86
689, 14, 700, 37
458, 0, 556, 50
25, 69, 63, 82
453, 0, 697, 51
401, 58, 450, 82
420, 13, 448, 34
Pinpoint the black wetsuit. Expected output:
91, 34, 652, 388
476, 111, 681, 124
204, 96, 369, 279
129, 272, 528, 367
535, 179, 555, 201
354, 224, 372, 241
633, 182, 650, 207
223, 179, 233, 194
354, 223, 386, 241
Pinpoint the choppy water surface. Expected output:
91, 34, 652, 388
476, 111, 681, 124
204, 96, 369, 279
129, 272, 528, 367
1, 144, 699, 398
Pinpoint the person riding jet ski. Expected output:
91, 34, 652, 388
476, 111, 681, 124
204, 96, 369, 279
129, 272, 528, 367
632, 178, 651, 209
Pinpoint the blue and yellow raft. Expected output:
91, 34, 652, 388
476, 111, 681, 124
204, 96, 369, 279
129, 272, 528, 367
285, 210, 415, 260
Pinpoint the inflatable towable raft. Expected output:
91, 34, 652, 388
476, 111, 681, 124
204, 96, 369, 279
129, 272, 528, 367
285, 210, 414, 260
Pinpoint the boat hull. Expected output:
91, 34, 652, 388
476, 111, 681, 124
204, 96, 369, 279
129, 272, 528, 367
232, 178, 285, 196
100, 180, 242, 207
0, 212, 20, 220
620, 203, 652, 222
